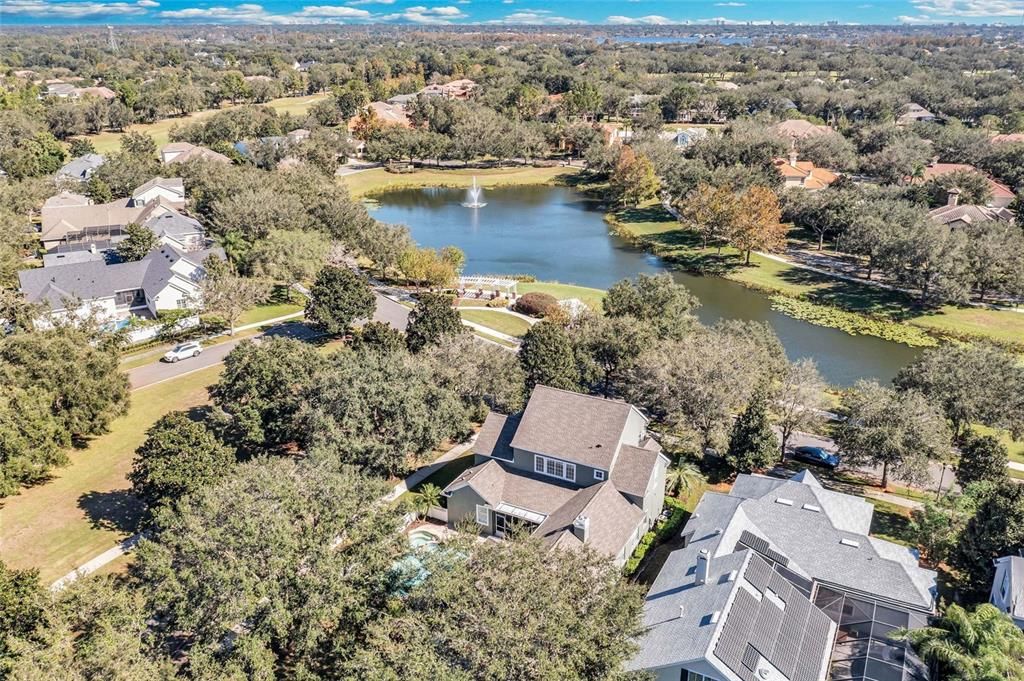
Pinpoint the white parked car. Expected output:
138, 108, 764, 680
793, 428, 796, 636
163, 341, 203, 363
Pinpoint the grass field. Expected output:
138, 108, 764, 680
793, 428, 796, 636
342, 165, 577, 198
518, 281, 607, 312
609, 204, 1024, 349
84, 94, 328, 154
236, 301, 305, 326
459, 309, 532, 337
0, 365, 221, 584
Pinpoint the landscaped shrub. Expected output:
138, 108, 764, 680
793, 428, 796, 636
514, 292, 559, 317
623, 497, 689, 577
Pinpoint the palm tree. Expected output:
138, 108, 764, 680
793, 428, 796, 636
415, 483, 443, 519
897, 603, 1024, 681
665, 461, 704, 499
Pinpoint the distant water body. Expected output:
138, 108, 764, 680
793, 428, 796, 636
368, 184, 919, 386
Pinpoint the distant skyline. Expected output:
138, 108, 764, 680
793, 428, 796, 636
3, 0, 1024, 27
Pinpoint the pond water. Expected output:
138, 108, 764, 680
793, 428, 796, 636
368, 184, 921, 386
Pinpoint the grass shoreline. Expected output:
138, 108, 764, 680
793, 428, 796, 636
607, 206, 1024, 352
342, 165, 578, 198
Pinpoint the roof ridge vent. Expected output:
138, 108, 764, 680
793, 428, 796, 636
775, 497, 794, 506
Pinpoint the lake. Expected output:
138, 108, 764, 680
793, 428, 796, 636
368, 184, 920, 386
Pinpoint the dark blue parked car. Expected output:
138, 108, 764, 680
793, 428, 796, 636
791, 445, 841, 469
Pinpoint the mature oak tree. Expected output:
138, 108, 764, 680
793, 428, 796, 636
305, 265, 376, 336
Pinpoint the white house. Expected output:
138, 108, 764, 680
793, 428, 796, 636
131, 177, 186, 208
19, 245, 223, 326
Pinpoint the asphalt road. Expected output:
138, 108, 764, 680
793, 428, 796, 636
129, 292, 409, 390
783, 429, 954, 494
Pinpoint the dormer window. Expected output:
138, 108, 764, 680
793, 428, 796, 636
594, 470, 606, 481
534, 455, 576, 483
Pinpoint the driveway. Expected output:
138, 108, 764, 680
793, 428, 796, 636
783, 430, 954, 494
129, 292, 410, 390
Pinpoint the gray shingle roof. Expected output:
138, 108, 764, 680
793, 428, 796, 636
132, 177, 184, 199
56, 154, 105, 181
611, 444, 662, 498
929, 203, 1015, 226
629, 470, 937, 676
472, 412, 519, 461
535, 481, 645, 559
510, 385, 638, 470
19, 244, 219, 311
444, 460, 645, 561
144, 209, 203, 239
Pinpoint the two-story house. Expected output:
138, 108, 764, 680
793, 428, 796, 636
628, 470, 937, 681
442, 385, 669, 567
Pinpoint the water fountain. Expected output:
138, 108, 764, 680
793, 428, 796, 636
461, 176, 487, 208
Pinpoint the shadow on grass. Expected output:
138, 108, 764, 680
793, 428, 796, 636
775, 266, 923, 321
77, 489, 144, 534
869, 504, 915, 547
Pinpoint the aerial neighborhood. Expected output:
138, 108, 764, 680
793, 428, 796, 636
4, 13, 1024, 681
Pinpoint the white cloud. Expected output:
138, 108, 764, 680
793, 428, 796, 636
378, 4, 466, 23
346, 0, 395, 5
159, 2, 369, 23
2, 0, 152, 16
486, 9, 583, 24
502, 0, 513, 4
136, 0, 159, 6
714, 2, 746, 6
606, 14, 674, 24
909, 0, 1024, 17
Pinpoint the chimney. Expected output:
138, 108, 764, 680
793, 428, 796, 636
696, 549, 711, 585
572, 515, 590, 544
788, 141, 798, 167
947, 187, 961, 207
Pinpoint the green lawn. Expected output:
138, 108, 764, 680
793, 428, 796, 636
972, 424, 1024, 464
865, 498, 915, 547
517, 281, 606, 312
342, 165, 577, 198
84, 94, 328, 154
236, 301, 305, 326
610, 204, 1024, 349
0, 365, 222, 584
459, 309, 532, 337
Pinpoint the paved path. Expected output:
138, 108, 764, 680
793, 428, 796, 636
384, 436, 477, 503
128, 294, 408, 390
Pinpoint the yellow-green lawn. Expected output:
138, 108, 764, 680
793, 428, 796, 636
518, 281, 606, 312
459, 309, 532, 337
610, 205, 1024, 349
0, 365, 221, 584
84, 94, 329, 154
342, 165, 576, 198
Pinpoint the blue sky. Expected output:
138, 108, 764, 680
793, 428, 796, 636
3, 0, 1024, 26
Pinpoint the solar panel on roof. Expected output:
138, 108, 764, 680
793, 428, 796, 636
742, 643, 761, 671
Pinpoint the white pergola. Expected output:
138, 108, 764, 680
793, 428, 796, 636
457, 275, 518, 298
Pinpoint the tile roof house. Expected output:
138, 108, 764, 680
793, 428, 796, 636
56, 153, 105, 182
918, 162, 1015, 208
774, 119, 832, 140
991, 133, 1024, 145
928, 189, 1015, 229
351, 101, 412, 129
628, 470, 935, 681
20, 244, 223, 324
774, 150, 838, 190
160, 142, 231, 165
442, 385, 669, 567
991, 554, 1024, 629
897, 103, 937, 126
